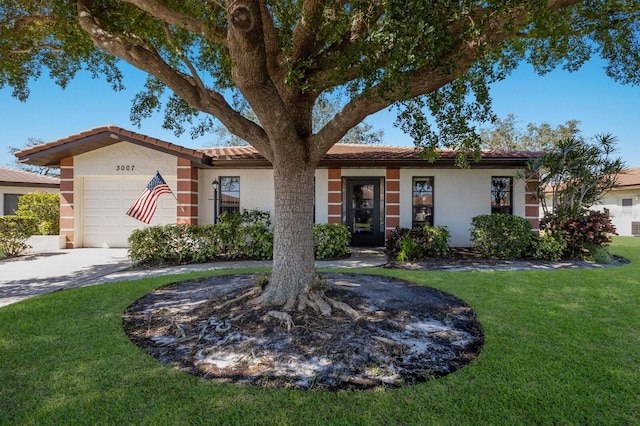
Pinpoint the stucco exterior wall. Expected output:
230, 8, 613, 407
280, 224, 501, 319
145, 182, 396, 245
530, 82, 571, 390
198, 168, 275, 224
197, 166, 529, 247
592, 190, 640, 236
399, 168, 527, 247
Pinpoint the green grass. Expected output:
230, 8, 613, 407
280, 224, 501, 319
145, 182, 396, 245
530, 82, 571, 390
1, 239, 639, 425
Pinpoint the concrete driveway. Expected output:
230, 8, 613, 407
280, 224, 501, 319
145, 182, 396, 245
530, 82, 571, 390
0, 247, 389, 308
0, 249, 130, 307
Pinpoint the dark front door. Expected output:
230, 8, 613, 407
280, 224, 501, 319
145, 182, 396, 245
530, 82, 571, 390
345, 178, 385, 246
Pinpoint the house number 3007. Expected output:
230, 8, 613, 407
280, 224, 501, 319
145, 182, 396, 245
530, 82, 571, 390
116, 165, 135, 171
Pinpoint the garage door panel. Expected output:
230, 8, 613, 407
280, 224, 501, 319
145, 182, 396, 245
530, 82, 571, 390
82, 177, 176, 248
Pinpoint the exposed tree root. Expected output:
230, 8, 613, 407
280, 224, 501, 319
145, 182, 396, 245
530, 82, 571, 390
219, 287, 259, 310
262, 310, 295, 332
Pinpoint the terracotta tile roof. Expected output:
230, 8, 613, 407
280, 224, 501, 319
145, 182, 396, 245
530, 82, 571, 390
14, 125, 211, 167
201, 144, 538, 163
0, 167, 59, 186
16, 125, 537, 168
616, 167, 640, 188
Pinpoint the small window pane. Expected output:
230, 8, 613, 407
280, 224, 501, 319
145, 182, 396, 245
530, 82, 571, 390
220, 177, 240, 215
3, 194, 21, 215
491, 177, 513, 215
622, 198, 633, 207
412, 177, 434, 226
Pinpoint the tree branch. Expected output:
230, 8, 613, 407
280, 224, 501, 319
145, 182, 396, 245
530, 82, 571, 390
10, 44, 63, 54
309, 0, 586, 161
121, 0, 227, 46
76, 0, 268, 152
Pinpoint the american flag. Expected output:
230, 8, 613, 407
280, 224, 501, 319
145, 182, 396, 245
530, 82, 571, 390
126, 172, 173, 224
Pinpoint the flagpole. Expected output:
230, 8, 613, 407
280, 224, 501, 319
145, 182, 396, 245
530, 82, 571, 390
157, 170, 185, 212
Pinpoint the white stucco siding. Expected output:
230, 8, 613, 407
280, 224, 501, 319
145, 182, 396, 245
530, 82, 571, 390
314, 169, 329, 224
74, 142, 177, 247
592, 191, 640, 236
199, 169, 275, 224
400, 168, 526, 247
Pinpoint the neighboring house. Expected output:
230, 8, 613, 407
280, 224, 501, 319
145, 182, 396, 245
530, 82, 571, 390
592, 167, 640, 237
15, 125, 540, 249
0, 167, 60, 216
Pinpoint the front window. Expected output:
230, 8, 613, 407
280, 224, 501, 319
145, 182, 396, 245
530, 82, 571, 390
3, 194, 21, 215
412, 177, 434, 226
491, 177, 513, 214
219, 177, 240, 215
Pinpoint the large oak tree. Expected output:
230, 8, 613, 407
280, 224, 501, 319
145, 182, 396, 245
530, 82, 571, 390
2, 0, 639, 313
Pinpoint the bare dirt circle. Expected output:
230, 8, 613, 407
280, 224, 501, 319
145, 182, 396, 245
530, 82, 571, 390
123, 273, 484, 391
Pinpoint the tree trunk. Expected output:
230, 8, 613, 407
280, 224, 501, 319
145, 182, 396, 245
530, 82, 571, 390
254, 158, 317, 311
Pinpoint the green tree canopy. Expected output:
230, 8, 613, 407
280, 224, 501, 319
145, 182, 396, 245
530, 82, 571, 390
2, 0, 640, 312
480, 114, 582, 151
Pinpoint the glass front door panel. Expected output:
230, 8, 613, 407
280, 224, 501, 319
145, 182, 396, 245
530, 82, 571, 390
352, 184, 374, 234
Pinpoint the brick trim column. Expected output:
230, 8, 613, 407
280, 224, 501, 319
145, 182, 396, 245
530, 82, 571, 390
525, 174, 540, 230
327, 168, 342, 224
385, 168, 400, 238
59, 157, 74, 248
176, 158, 198, 225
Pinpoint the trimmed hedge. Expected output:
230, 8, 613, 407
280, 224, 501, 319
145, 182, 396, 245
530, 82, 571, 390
313, 224, 351, 260
128, 211, 351, 266
386, 224, 451, 262
15, 192, 60, 235
470, 214, 533, 259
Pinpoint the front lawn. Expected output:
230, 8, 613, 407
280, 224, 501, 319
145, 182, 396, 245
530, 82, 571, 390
1, 238, 638, 424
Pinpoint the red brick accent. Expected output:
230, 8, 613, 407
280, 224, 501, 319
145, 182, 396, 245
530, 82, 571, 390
177, 179, 198, 192
59, 157, 74, 248
328, 180, 342, 192
525, 205, 539, 218
526, 193, 539, 204
60, 205, 74, 217
328, 204, 342, 216
386, 204, 400, 216
385, 168, 401, 239
386, 217, 400, 228
176, 158, 198, 225
328, 168, 341, 179
328, 192, 341, 203
386, 180, 400, 192
59, 180, 73, 192
60, 192, 73, 204
327, 168, 342, 224
386, 168, 400, 179
387, 192, 400, 204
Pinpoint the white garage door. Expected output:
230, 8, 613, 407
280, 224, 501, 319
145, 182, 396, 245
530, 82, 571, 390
82, 177, 177, 248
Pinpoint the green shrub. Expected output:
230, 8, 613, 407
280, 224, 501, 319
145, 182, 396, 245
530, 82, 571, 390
529, 230, 567, 261
216, 210, 273, 260
15, 192, 60, 235
129, 224, 224, 265
0, 216, 37, 257
470, 214, 533, 259
541, 210, 617, 259
386, 224, 451, 262
313, 224, 351, 260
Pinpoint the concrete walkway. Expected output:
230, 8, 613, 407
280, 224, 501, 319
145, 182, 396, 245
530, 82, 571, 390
0, 247, 389, 308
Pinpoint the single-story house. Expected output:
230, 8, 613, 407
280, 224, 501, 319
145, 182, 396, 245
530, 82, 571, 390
0, 167, 60, 216
591, 167, 640, 237
15, 125, 540, 249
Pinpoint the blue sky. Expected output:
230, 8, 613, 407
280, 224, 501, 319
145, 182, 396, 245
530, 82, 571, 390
1, 56, 639, 169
